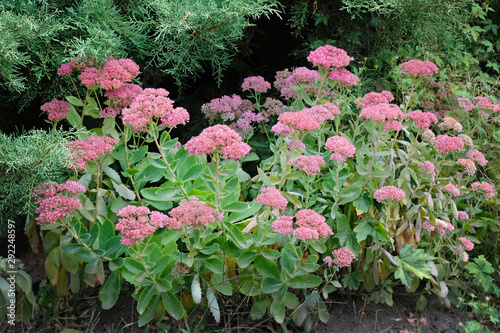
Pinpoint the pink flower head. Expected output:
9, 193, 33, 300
458, 237, 474, 251
116, 206, 170, 245
434, 135, 464, 154
400, 59, 438, 76
261, 98, 285, 120
457, 211, 469, 220
466, 149, 488, 167
457, 98, 475, 112
256, 187, 288, 210
292, 155, 326, 175
241, 76, 271, 93
101, 83, 143, 118
356, 91, 394, 109
122, 88, 189, 132
67, 135, 117, 170
442, 184, 461, 196
459, 134, 474, 149
307, 45, 354, 69
373, 186, 406, 202
384, 120, 403, 132
405, 111, 438, 129
332, 247, 356, 267
423, 220, 435, 232
168, 198, 222, 230
478, 111, 490, 119
56, 181, 87, 195
79, 66, 100, 87
278, 111, 320, 131
185, 124, 251, 160
457, 158, 476, 176
271, 215, 294, 235
41, 99, 70, 121
57, 60, 77, 76
471, 181, 496, 200
271, 122, 294, 136
202, 94, 243, 123
280, 67, 321, 99
294, 209, 333, 239
288, 140, 306, 151
418, 161, 436, 177
96, 57, 140, 90
435, 219, 455, 235
323, 256, 334, 267
474, 96, 494, 110
329, 68, 359, 86
423, 129, 436, 143
360, 104, 404, 122
305, 104, 340, 123
325, 136, 356, 162
439, 117, 463, 132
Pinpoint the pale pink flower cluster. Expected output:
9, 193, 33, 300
293, 209, 333, 240
256, 187, 288, 210
41, 99, 70, 121
33, 181, 86, 226
324, 136, 356, 162
329, 68, 359, 86
359, 104, 404, 122
261, 98, 285, 120
423, 129, 436, 143
405, 111, 438, 129
458, 237, 474, 251
305, 103, 340, 123
168, 198, 223, 230
474, 96, 494, 110
433, 135, 464, 154
355, 91, 394, 109
466, 149, 488, 167
373, 186, 406, 202
185, 124, 251, 160
100, 83, 143, 118
459, 134, 474, 149
288, 140, 306, 151
423, 220, 435, 232
241, 76, 271, 93
478, 111, 490, 119
277, 111, 320, 131
418, 161, 436, 177
292, 155, 326, 175
457, 211, 469, 220
457, 98, 475, 112
384, 120, 403, 132
442, 184, 461, 196
230, 111, 264, 137
471, 181, 496, 200
116, 206, 171, 245
79, 57, 140, 90
67, 135, 118, 170
435, 219, 455, 235
438, 117, 462, 132
278, 67, 321, 99
271, 122, 294, 136
201, 94, 244, 123
457, 158, 476, 176
307, 45, 354, 69
400, 59, 438, 76
122, 88, 189, 132
271, 216, 294, 235
332, 247, 356, 267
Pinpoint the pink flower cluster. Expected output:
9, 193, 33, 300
466, 149, 488, 167
291, 155, 326, 175
423, 129, 436, 143
325, 136, 356, 162
418, 161, 436, 177
359, 104, 404, 122
202, 94, 244, 123
433, 135, 464, 154
271, 216, 294, 235
384, 120, 403, 132
458, 237, 474, 251
256, 187, 288, 210
116, 206, 172, 245
355, 91, 394, 109
457, 98, 475, 112
168, 198, 223, 230
276, 67, 320, 99
405, 111, 438, 129
271, 209, 333, 240
271, 122, 294, 136
423, 220, 435, 232
307, 45, 354, 69
435, 219, 455, 235
442, 183, 461, 196
230, 111, 264, 137
78, 57, 140, 90
261, 98, 285, 120
185, 124, 251, 160
67, 135, 118, 170
241, 76, 271, 93
33, 181, 86, 226
288, 140, 306, 151
305, 103, 340, 124
332, 247, 356, 267
57, 58, 95, 76
457, 211, 469, 220
373, 186, 406, 202
277, 111, 320, 131
100, 83, 143, 118
41, 99, 70, 121
457, 158, 476, 176
438, 117, 462, 132
400, 59, 438, 76
471, 181, 496, 199
459, 134, 474, 149
329, 68, 359, 86
122, 88, 189, 132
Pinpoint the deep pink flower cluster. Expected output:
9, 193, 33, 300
33, 181, 86, 226
307, 45, 354, 69
100, 83, 143, 118
261, 98, 285, 120
471, 181, 496, 199
438, 117, 462, 132
122, 88, 189, 132
373, 186, 406, 202
405, 111, 438, 129
434, 135, 464, 154
359, 104, 404, 122
400, 59, 438, 76
384, 120, 403, 132
423, 220, 435, 232
442, 184, 461, 196
278, 111, 320, 131
185, 124, 251, 160
115, 206, 172, 245
201, 94, 244, 123
57, 58, 95, 76
168, 198, 223, 230
332, 247, 356, 267
457, 211, 469, 220
329, 68, 359, 86
293, 209, 333, 240
256, 187, 288, 210
41, 99, 70, 121
457, 158, 476, 176
241, 76, 271, 93
458, 237, 474, 251
418, 161, 436, 177
278, 67, 320, 99
305, 104, 340, 123
457, 98, 475, 112
78, 57, 140, 90
466, 149, 488, 167
474, 96, 494, 110
271, 216, 294, 235
291, 155, 326, 175
67, 135, 118, 170
355, 91, 394, 109
325, 136, 356, 162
